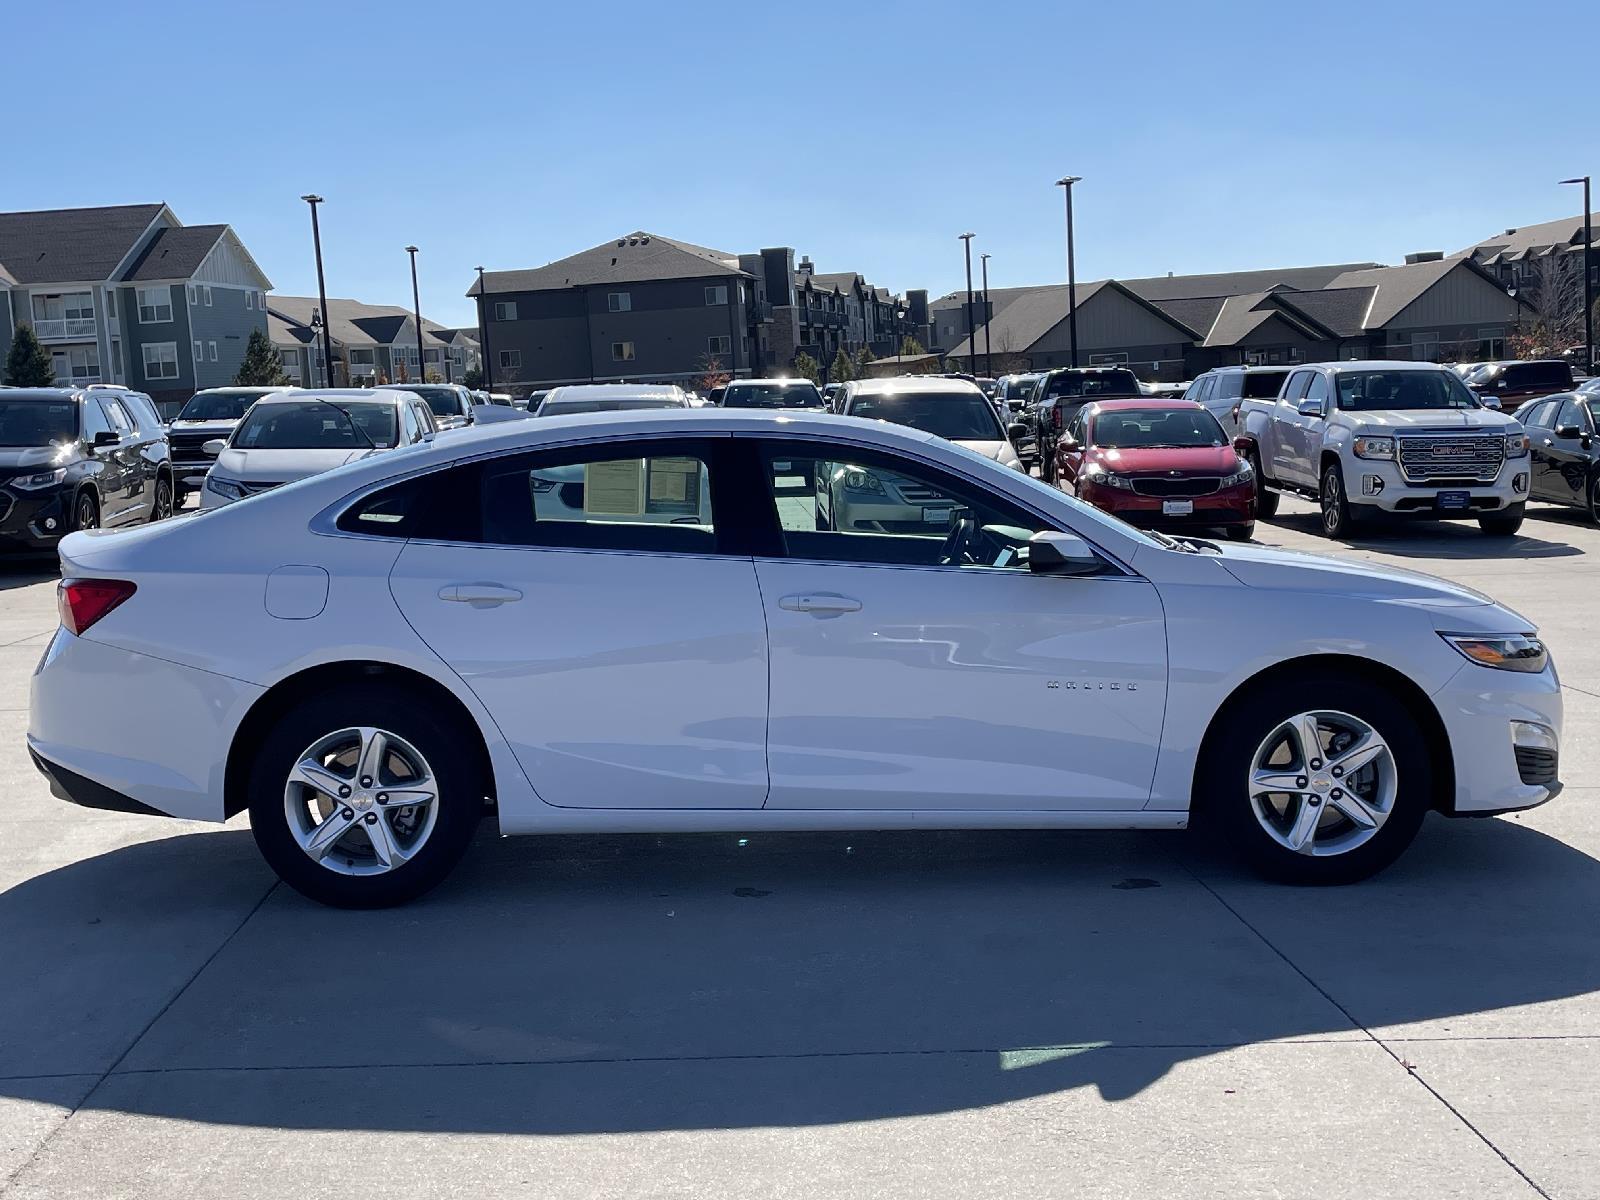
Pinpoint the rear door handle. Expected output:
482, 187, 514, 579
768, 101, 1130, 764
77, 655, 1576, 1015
440, 584, 524, 608
779, 592, 862, 616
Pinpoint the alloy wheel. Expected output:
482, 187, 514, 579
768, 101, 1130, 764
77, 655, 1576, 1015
1321, 471, 1343, 535
75, 495, 97, 530
154, 477, 172, 521
283, 726, 440, 876
1247, 710, 1396, 857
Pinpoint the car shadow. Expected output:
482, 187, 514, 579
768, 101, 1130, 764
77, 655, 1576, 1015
1259, 509, 1583, 559
0, 816, 1595, 1134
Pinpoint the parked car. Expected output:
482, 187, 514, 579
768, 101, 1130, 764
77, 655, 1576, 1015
1054, 399, 1256, 540
994, 373, 1043, 414
199, 389, 435, 510
836, 377, 1026, 472
1182, 366, 1292, 436
1575, 376, 1600, 398
1029, 367, 1145, 483
719, 379, 826, 409
400, 383, 476, 430
1469, 360, 1576, 414
520, 389, 551, 412
1235, 361, 1529, 538
0, 386, 173, 553
31, 408, 1563, 905
168, 387, 286, 504
707, 385, 726, 405
822, 383, 845, 412
1517, 391, 1600, 521
533, 384, 691, 416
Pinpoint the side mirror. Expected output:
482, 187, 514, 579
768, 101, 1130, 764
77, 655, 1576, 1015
92, 430, 120, 449
1058, 434, 1079, 451
1555, 424, 1583, 440
1297, 398, 1325, 418
1232, 435, 1254, 455
1027, 530, 1102, 576
1006, 421, 1028, 441
202, 438, 227, 457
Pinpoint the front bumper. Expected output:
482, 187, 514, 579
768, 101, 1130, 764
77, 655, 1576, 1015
0, 485, 72, 554
1081, 481, 1256, 528
1434, 658, 1563, 814
1347, 457, 1528, 517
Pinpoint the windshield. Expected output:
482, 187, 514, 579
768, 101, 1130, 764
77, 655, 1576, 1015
1001, 376, 1041, 399
1044, 369, 1140, 398
0, 400, 78, 447
1241, 371, 1289, 399
1335, 370, 1480, 411
848, 392, 1004, 440
405, 386, 466, 418
1092, 407, 1225, 449
722, 382, 825, 408
539, 398, 683, 415
177, 390, 265, 422
232, 401, 397, 449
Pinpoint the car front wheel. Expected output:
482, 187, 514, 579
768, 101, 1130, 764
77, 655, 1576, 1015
1200, 673, 1431, 884
1319, 463, 1358, 539
1478, 502, 1524, 536
247, 684, 486, 907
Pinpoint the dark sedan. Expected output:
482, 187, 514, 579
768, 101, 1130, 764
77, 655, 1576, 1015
1517, 391, 1600, 521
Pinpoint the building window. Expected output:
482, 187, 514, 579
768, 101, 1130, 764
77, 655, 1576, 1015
1477, 327, 1506, 359
51, 346, 101, 383
203, 285, 213, 306
245, 291, 253, 310
136, 287, 172, 324
1089, 352, 1129, 366
193, 340, 204, 362
186, 285, 197, 305
608, 292, 632, 312
106, 291, 117, 319
499, 350, 521, 370
705, 285, 728, 306
493, 301, 517, 321
208, 341, 219, 362
707, 335, 731, 354
142, 342, 179, 379
611, 341, 635, 362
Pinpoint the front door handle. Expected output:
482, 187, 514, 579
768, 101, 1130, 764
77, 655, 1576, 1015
779, 592, 862, 616
440, 583, 524, 608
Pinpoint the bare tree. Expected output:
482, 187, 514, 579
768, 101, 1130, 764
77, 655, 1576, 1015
990, 327, 1030, 375
1510, 252, 1586, 359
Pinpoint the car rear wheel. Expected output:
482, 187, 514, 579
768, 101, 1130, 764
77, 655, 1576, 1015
1246, 452, 1280, 519
1478, 503, 1524, 536
1222, 522, 1255, 541
1199, 673, 1430, 884
247, 684, 486, 907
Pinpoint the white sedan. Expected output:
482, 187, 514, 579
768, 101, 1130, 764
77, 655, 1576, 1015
30, 409, 1562, 906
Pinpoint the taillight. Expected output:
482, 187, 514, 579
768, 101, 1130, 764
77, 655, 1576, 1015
1052, 407, 1062, 430
58, 579, 136, 636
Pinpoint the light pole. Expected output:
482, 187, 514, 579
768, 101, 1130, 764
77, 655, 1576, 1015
475, 266, 493, 391
405, 246, 425, 385
980, 252, 993, 379
1559, 176, 1593, 376
959, 232, 976, 375
300, 195, 334, 386
1055, 176, 1082, 368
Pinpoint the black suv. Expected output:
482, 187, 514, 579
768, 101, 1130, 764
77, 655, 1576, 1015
1028, 367, 1144, 482
0, 387, 173, 555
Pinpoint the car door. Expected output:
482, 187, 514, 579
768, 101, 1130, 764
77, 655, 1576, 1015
1057, 407, 1089, 494
1273, 371, 1320, 486
383, 434, 770, 809
1519, 400, 1558, 499
1543, 398, 1592, 505
94, 397, 143, 524
744, 436, 1167, 812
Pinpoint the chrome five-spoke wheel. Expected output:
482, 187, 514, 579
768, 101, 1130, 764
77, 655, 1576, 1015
285, 726, 440, 876
1248, 709, 1396, 857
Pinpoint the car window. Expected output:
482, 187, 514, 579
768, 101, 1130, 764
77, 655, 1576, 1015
1506, 362, 1572, 389
80, 399, 111, 441
1281, 372, 1311, 401
399, 403, 420, 443
1304, 374, 1329, 402
1195, 377, 1216, 403
1242, 371, 1290, 399
100, 398, 134, 436
1334, 370, 1477, 411
1520, 399, 1554, 429
845, 391, 1004, 440
755, 440, 1051, 571
1216, 373, 1245, 400
1555, 399, 1585, 433
0, 399, 80, 446
119, 392, 163, 433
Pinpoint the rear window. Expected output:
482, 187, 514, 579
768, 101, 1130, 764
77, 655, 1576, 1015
1505, 362, 1573, 389
1242, 371, 1289, 398
1044, 369, 1141, 398
722, 382, 824, 408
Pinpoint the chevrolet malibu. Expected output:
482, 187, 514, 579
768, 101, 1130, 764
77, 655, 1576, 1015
29, 409, 1562, 906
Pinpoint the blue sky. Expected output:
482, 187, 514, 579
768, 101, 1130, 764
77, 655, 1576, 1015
4, 0, 1590, 328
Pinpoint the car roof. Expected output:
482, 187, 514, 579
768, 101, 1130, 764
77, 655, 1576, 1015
544, 384, 683, 400
1317, 360, 1461, 373
1209, 365, 1288, 374
726, 377, 816, 388
0, 388, 88, 402
848, 376, 985, 396
1087, 398, 1206, 413
255, 388, 412, 406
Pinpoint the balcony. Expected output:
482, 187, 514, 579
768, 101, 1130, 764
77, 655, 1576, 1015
745, 300, 773, 324
32, 318, 98, 342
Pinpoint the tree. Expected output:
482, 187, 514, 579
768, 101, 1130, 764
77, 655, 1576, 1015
462, 366, 484, 389
233, 328, 291, 387
695, 353, 730, 394
829, 347, 856, 383
898, 335, 927, 358
4, 324, 55, 386
424, 369, 444, 383
791, 351, 822, 385
1508, 253, 1587, 360
854, 346, 874, 376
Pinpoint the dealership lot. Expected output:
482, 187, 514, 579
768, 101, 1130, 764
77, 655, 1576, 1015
0, 496, 1596, 1199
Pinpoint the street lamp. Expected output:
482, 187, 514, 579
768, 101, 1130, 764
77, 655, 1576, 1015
1055, 176, 1082, 368
300, 195, 334, 387
1559, 176, 1593, 376
405, 246, 425, 385
958, 233, 976, 374
980, 252, 993, 379
475, 266, 493, 391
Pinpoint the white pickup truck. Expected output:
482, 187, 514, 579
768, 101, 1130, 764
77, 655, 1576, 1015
1234, 360, 1531, 538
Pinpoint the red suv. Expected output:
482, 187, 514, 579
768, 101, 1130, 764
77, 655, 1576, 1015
1054, 399, 1257, 539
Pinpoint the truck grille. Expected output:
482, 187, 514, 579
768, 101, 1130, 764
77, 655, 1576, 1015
1396, 435, 1504, 484
1131, 476, 1222, 498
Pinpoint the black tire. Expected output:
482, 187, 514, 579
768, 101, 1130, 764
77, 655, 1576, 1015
247, 683, 487, 907
1319, 462, 1358, 539
1040, 446, 1056, 485
1198, 672, 1431, 885
1590, 474, 1600, 527
73, 490, 99, 532
150, 472, 173, 522
1249, 452, 1280, 519
1477, 502, 1524, 536
1222, 522, 1255, 541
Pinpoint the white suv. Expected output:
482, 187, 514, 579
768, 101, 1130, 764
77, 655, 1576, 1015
1236, 361, 1529, 538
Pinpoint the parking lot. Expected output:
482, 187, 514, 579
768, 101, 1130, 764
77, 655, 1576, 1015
0, 495, 1595, 1200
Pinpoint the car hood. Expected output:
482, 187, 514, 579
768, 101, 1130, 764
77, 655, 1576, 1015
0, 446, 76, 471
170, 418, 241, 435
956, 439, 1008, 460
1211, 541, 1499, 610
213, 446, 381, 481
1094, 445, 1238, 473
1341, 409, 1516, 431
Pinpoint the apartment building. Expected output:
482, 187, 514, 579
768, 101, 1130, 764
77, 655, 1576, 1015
267, 296, 479, 387
0, 204, 272, 409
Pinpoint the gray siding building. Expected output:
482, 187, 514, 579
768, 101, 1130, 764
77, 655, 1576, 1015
266, 296, 479, 387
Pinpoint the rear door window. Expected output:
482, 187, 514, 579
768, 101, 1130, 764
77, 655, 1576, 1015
1216, 373, 1245, 400
1506, 362, 1572, 389
1242, 371, 1290, 399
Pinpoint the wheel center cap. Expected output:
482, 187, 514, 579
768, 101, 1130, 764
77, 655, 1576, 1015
352, 793, 374, 811
1311, 776, 1332, 793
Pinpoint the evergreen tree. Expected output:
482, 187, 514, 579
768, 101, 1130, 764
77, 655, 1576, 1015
854, 346, 874, 376
898, 335, 927, 358
4, 324, 55, 386
233, 328, 291, 386
829, 347, 855, 383
462, 366, 485, 389
792, 351, 822, 385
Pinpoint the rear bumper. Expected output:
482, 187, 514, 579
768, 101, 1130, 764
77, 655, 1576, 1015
30, 749, 166, 816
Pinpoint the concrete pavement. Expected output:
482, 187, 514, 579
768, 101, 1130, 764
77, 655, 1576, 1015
0, 496, 1595, 1198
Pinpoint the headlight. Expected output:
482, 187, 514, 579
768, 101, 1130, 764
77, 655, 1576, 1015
1505, 433, 1530, 459
1220, 461, 1254, 488
1082, 465, 1134, 491
1354, 436, 1394, 460
840, 467, 886, 496
204, 474, 246, 501
1441, 633, 1549, 673
10, 467, 68, 490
